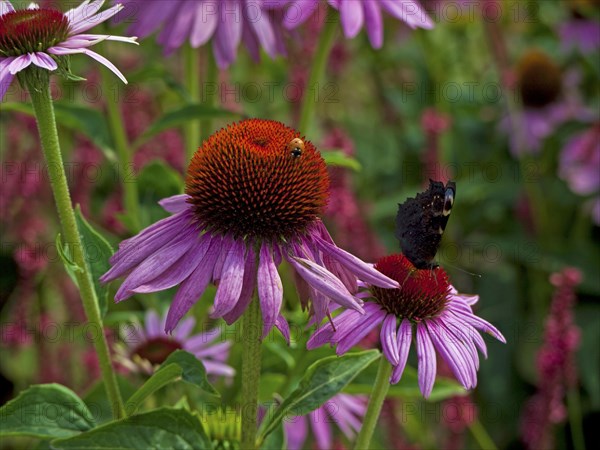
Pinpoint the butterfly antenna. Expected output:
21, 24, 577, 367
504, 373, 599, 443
443, 261, 482, 278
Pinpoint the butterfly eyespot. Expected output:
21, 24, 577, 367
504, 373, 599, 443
287, 138, 304, 158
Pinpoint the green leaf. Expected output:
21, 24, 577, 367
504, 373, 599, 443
259, 423, 285, 450
136, 161, 183, 228
74, 206, 113, 317
259, 350, 379, 441
51, 407, 212, 450
0, 384, 96, 439
136, 104, 241, 147
126, 350, 219, 414
321, 149, 362, 172
1, 102, 114, 161
55, 233, 82, 287
83, 376, 137, 425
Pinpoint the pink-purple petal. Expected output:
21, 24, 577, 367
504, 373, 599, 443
222, 246, 257, 325
391, 318, 412, 384
258, 244, 284, 337
381, 313, 399, 366
336, 306, 386, 354
211, 239, 246, 318
416, 323, 436, 398
158, 194, 190, 213
339, 0, 364, 38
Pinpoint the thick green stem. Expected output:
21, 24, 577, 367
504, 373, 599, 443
100, 66, 141, 232
200, 48, 218, 144
241, 296, 263, 450
25, 75, 125, 419
468, 418, 498, 450
298, 12, 338, 135
184, 44, 201, 162
354, 355, 392, 450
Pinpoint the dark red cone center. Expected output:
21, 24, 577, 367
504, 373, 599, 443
0, 8, 69, 57
131, 337, 182, 365
371, 253, 451, 322
517, 50, 562, 109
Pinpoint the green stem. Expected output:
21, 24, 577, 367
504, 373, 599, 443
567, 387, 586, 450
184, 44, 201, 162
200, 48, 218, 144
24, 74, 125, 420
240, 295, 263, 450
298, 12, 338, 134
468, 419, 498, 450
354, 355, 392, 450
100, 66, 141, 232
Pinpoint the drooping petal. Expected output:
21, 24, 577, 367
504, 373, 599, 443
0, 0, 15, 15
64, 0, 103, 28
190, 0, 219, 46
339, 0, 364, 38
362, 0, 383, 48
30, 52, 57, 70
0, 57, 16, 100
283, 0, 319, 29
311, 408, 333, 450
379, 0, 434, 30
7, 54, 32, 74
246, 2, 277, 58
314, 236, 399, 289
212, 0, 243, 68
156, 0, 195, 54
145, 310, 161, 338
114, 227, 197, 301
258, 244, 284, 337
416, 323, 436, 398
158, 194, 190, 213
391, 318, 412, 384
222, 246, 257, 325
427, 320, 471, 389
275, 315, 290, 344
173, 317, 196, 341
69, 2, 125, 34
336, 305, 386, 354
380, 313, 399, 366
211, 239, 246, 318
164, 237, 220, 333
287, 254, 364, 313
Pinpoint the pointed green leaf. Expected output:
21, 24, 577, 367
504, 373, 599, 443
259, 350, 379, 441
50, 407, 212, 449
0, 384, 96, 439
55, 233, 82, 287
126, 350, 219, 414
321, 149, 362, 172
74, 207, 113, 317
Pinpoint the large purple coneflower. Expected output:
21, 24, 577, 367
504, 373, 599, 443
308, 253, 505, 398
115, 309, 234, 378
101, 119, 398, 338
0, 0, 137, 99
113, 0, 286, 68
285, 393, 367, 450
276, 0, 433, 48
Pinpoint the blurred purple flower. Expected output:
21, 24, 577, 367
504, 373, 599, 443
559, 19, 600, 54
521, 267, 582, 450
559, 123, 600, 224
0, 0, 137, 99
116, 309, 235, 377
505, 50, 594, 155
308, 253, 505, 398
285, 393, 367, 450
114, 0, 286, 68
275, 0, 433, 48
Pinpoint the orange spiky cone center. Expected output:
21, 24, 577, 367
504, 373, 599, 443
185, 119, 329, 242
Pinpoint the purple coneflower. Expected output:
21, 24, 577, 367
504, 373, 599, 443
285, 393, 367, 450
113, 0, 286, 68
558, 1, 600, 54
101, 119, 398, 338
559, 123, 600, 225
0, 0, 137, 99
277, 0, 433, 48
308, 253, 505, 398
506, 49, 593, 155
115, 309, 234, 378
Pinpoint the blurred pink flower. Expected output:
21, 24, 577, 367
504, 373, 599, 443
114, 0, 286, 68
